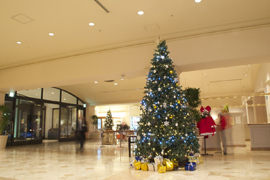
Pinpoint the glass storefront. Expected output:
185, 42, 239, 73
5, 87, 86, 146
14, 99, 43, 142
60, 105, 77, 139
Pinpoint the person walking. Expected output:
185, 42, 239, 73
77, 117, 88, 150
218, 113, 227, 155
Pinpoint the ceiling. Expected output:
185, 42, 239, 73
1, 0, 270, 105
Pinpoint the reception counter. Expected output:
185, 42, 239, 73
248, 124, 270, 151
198, 113, 246, 152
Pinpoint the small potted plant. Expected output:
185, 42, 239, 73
91, 115, 98, 131
0, 105, 10, 149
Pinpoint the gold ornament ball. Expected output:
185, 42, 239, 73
170, 70, 173, 74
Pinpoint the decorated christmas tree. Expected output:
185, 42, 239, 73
104, 110, 114, 130
134, 40, 200, 161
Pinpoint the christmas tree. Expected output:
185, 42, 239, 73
134, 40, 200, 161
104, 110, 114, 130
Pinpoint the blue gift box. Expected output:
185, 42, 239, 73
135, 156, 142, 162
185, 162, 196, 171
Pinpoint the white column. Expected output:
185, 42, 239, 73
85, 106, 95, 138
265, 85, 270, 123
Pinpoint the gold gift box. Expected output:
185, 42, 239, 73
171, 159, 178, 169
135, 162, 141, 170
141, 162, 149, 171
158, 164, 166, 173
166, 160, 174, 171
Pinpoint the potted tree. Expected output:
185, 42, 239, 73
91, 115, 98, 132
0, 105, 10, 149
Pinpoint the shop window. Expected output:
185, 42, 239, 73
61, 91, 76, 104
43, 88, 60, 102
17, 89, 41, 99
78, 100, 84, 106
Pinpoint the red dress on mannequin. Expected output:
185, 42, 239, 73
197, 106, 216, 137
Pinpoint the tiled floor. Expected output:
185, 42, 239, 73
0, 140, 270, 180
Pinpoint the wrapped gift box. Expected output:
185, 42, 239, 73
158, 164, 166, 173
148, 163, 155, 171
165, 159, 173, 171
185, 162, 196, 171
135, 161, 141, 170
154, 155, 163, 164
135, 156, 142, 162
141, 162, 149, 171
153, 163, 159, 172
130, 159, 137, 168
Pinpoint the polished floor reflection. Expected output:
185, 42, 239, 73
0, 140, 270, 180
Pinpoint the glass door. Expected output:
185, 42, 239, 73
60, 105, 77, 139
14, 99, 43, 143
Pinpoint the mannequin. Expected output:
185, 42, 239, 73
197, 106, 216, 136
197, 106, 216, 156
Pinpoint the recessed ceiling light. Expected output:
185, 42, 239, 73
64, 98, 66, 100
114, 83, 118, 85
17, 42, 22, 44
138, 11, 144, 15
121, 78, 124, 80
195, 0, 201, 3
89, 23, 95, 26
52, 92, 54, 94
95, 81, 98, 83
244, 74, 247, 76
49, 33, 54, 36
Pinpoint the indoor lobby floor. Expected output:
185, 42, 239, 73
0, 140, 270, 180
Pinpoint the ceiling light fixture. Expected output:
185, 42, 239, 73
89, 23, 95, 26
52, 92, 54, 94
49, 33, 54, 36
138, 11, 144, 15
17, 42, 22, 44
121, 75, 125, 80
244, 74, 247, 76
114, 83, 118, 85
95, 81, 98, 83
195, 0, 201, 3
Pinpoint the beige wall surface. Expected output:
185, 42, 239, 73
254, 63, 270, 93
0, 93, 5, 105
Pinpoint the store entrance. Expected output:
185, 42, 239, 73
59, 105, 77, 141
13, 99, 44, 144
43, 103, 60, 140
